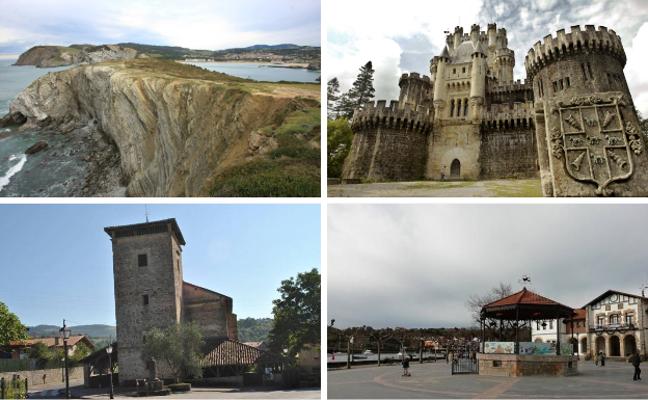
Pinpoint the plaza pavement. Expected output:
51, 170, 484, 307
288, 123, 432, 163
328, 360, 648, 398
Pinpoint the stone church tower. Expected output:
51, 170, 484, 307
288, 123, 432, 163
105, 218, 237, 384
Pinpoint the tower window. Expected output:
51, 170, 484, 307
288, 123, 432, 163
587, 63, 593, 80
552, 81, 558, 92
453, 68, 456, 74
559, 79, 564, 90
138, 254, 148, 267
450, 99, 455, 117
143, 294, 149, 305
565, 77, 570, 87
462, 67, 466, 73
464, 98, 468, 116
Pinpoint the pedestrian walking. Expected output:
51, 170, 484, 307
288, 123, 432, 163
629, 351, 642, 381
402, 355, 411, 377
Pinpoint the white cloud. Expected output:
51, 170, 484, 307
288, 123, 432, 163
625, 22, 648, 116
326, 0, 483, 99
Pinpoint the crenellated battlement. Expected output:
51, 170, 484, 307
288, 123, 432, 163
483, 101, 535, 130
399, 72, 432, 86
488, 79, 531, 94
351, 100, 433, 134
525, 25, 626, 78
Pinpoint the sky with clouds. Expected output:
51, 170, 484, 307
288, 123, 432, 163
328, 204, 648, 329
0, 0, 320, 54
327, 0, 648, 115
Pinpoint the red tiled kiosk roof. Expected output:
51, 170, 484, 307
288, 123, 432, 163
481, 287, 574, 321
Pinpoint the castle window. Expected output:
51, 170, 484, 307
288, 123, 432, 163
565, 77, 570, 87
463, 98, 468, 116
143, 294, 149, 305
552, 81, 558, 92
462, 67, 466, 73
457, 99, 462, 116
450, 99, 455, 117
138, 254, 148, 267
587, 63, 593, 80
582, 63, 588, 80
453, 68, 456, 74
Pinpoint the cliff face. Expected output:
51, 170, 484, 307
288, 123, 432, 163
7, 59, 320, 196
14, 45, 138, 68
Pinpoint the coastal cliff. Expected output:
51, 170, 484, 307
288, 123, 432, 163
14, 45, 138, 68
4, 59, 320, 196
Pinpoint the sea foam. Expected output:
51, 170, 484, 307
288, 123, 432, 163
0, 154, 27, 192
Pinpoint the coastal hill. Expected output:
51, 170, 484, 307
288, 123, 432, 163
1, 58, 320, 197
14, 42, 321, 69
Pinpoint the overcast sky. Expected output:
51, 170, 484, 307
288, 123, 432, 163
328, 204, 648, 329
0, 0, 320, 54
327, 0, 648, 116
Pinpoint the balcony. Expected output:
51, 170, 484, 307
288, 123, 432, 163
589, 323, 636, 333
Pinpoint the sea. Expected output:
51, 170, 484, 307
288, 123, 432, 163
183, 61, 320, 82
0, 58, 75, 195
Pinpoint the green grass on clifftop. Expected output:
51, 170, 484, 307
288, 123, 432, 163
210, 106, 321, 197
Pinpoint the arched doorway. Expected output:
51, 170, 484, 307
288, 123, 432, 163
610, 336, 621, 356
450, 159, 461, 179
595, 336, 605, 355
624, 335, 637, 356
580, 337, 587, 354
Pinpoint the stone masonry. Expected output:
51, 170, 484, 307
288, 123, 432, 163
342, 24, 648, 196
105, 219, 237, 385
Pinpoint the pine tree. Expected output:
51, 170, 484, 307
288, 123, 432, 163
337, 61, 376, 119
327, 78, 340, 118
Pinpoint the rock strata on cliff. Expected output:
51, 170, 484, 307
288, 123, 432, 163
5, 59, 320, 197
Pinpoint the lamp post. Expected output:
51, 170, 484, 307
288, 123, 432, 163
106, 343, 114, 399
59, 320, 71, 399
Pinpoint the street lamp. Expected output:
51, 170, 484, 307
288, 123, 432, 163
106, 343, 114, 399
59, 320, 71, 399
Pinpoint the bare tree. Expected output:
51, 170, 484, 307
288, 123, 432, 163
466, 282, 513, 324
369, 328, 394, 366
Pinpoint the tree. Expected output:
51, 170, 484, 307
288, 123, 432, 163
237, 317, 274, 342
29, 342, 53, 369
143, 323, 204, 381
0, 302, 28, 345
327, 118, 354, 178
370, 328, 394, 366
327, 78, 340, 118
70, 342, 92, 363
336, 62, 376, 119
466, 282, 513, 324
268, 268, 320, 361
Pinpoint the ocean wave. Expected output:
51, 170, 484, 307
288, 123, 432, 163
0, 154, 27, 192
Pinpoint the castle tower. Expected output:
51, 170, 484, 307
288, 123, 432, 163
105, 219, 185, 384
453, 26, 463, 49
487, 23, 497, 48
398, 72, 432, 109
525, 25, 648, 196
469, 48, 487, 120
432, 50, 449, 121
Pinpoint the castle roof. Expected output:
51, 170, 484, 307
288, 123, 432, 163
104, 218, 186, 245
450, 41, 486, 63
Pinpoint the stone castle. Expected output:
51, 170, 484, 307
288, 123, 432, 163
343, 24, 648, 196
105, 219, 238, 384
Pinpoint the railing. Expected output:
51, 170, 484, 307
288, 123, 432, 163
589, 323, 636, 332
451, 357, 479, 375
0, 376, 28, 399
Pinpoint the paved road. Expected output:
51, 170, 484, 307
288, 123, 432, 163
328, 179, 542, 197
328, 360, 648, 398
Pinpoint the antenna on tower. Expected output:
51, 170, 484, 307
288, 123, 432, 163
144, 205, 150, 223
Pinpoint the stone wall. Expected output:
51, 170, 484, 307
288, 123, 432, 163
426, 123, 481, 180
0, 367, 84, 387
183, 283, 235, 340
478, 353, 578, 377
479, 128, 538, 179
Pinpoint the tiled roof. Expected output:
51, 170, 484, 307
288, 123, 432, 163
483, 287, 570, 309
202, 339, 281, 367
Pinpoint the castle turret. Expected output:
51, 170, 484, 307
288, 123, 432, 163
469, 47, 487, 120
398, 72, 432, 109
432, 49, 449, 120
470, 24, 480, 46
495, 49, 515, 83
487, 23, 497, 48
496, 28, 508, 49
453, 26, 463, 49
525, 25, 648, 197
